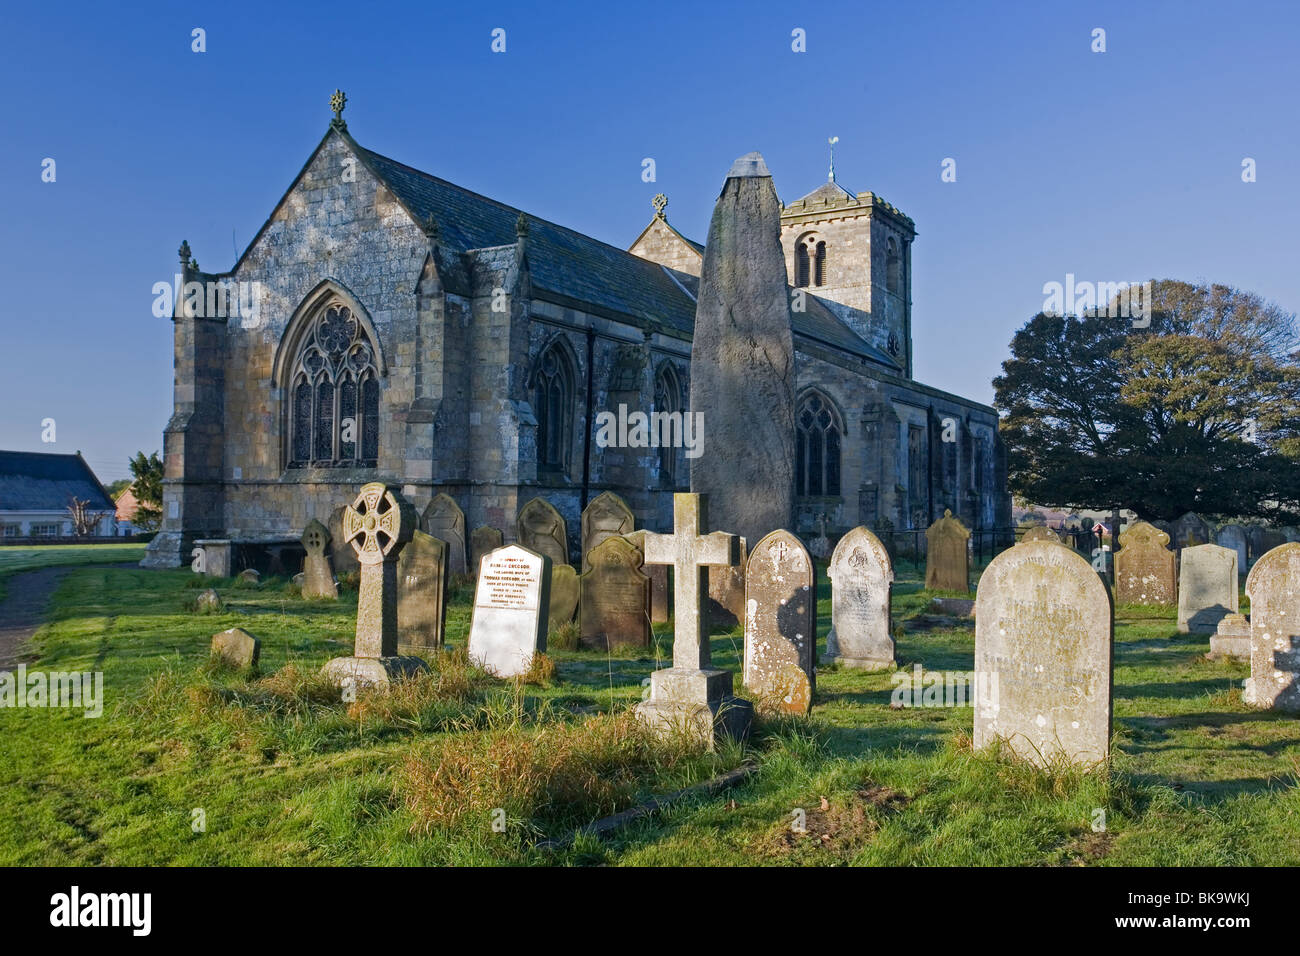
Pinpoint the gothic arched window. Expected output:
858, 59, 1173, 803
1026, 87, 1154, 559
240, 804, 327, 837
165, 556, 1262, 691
533, 342, 575, 474
654, 362, 684, 487
795, 391, 843, 497
288, 302, 381, 468
886, 237, 902, 295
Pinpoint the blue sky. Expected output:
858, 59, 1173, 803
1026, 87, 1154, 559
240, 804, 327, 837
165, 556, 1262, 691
2, 0, 1297, 482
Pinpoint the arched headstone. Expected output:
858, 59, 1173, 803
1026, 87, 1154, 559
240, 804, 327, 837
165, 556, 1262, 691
744, 530, 815, 713
826, 526, 894, 670
925, 509, 970, 593
1243, 543, 1300, 711
422, 494, 467, 576
300, 518, 338, 599
1215, 524, 1248, 573
1113, 520, 1176, 606
581, 491, 635, 571
579, 536, 651, 651
470, 525, 504, 573
974, 540, 1113, 767
516, 497, 569, 568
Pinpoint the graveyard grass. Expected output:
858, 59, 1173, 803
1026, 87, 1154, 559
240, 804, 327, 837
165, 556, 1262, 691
2, 553, 1298, 865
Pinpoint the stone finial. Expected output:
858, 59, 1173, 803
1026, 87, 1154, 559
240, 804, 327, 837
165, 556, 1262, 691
515, 213, 529, 237
422, 211, 440, 241
330, 89, 348, 130
178, 240, 191, 266
652, 193, 668, 219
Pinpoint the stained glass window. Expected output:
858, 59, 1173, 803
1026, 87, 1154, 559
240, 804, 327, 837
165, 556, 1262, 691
796, 392, 842, 497
287, 303, 381, 468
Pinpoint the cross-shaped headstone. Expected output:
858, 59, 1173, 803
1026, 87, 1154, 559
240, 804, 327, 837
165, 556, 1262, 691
639, 493, 739, 670
342, 482, 415, 658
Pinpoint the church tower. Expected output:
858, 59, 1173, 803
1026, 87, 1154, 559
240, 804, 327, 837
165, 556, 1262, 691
779, 164, 915, 378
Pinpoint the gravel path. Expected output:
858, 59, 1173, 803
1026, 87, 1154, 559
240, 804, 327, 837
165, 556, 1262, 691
0, 566, 76, 672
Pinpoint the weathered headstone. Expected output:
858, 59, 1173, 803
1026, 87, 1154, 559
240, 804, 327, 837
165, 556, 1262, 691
744, 530, 815, 713
422, 493, 468, 576
211, 627, 260, 668
470, 525, 504, 572
635, 493, 750, 744
397, 530, 449, 656
1243, 543, 1300, 711
300, 519, 338, 600
237, 568, 260, 585
974, 541, 1113, 767
648, 564, 669, 624
1177, 544, 1238, 634
196, 588, 222, 612
328, 505, 361, 575
1113, 520, 1176, 606
1173, 512, 1211, 550
825, 526, 895, 670
1215, 524, 1248, 573
707, 537, 747, 630
1209, 613, 1251, 661
580, 536, 651, 651
320, 483, 428, 689
688, 151, 795, 549
467, 544, 551, 678
925, 509, 970, 593
1021, 525, 1064, 545
516, 497, 569, 568
581, 491, 635, 571
549, 564, 580, 626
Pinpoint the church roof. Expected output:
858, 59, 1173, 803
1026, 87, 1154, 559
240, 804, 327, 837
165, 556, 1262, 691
789, 178, 857, 205
0, 451, 116, 513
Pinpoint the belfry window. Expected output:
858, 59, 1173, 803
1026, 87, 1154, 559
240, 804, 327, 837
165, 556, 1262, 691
887, 237, 902, 295
288, 303, 381, 468
795, 391, 843, 497
795, 234, 826, 288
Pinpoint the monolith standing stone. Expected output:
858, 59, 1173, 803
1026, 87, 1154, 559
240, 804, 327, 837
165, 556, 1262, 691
1243, 543, 1300, 711
974, 541, 1114, 767
744, 530, 815, 714
688, 151, 794, 549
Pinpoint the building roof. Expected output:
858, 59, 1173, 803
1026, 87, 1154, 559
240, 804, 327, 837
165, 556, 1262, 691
115, 487, 139, 521
349, 136, 899, 370
790, 178, 857, 205
0, 451, 116, 513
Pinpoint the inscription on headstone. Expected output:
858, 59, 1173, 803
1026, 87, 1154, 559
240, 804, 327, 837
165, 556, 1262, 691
580, 536, 651, 651
826, 526, 895, 670
1114, 520, 1176, 606
974, 541, 1113, 767
468, 544, 550, 678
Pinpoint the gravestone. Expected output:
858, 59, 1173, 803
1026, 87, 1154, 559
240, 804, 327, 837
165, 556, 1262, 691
211, 628, 260, 668
328, 505, 361, 575
974, 540, 1113, 767
744, 530, 815, 713
1283, 527, 1300, 544
320, 483, 428, 689
1021, 525, 1064, 545
1215, 524, 1248, 573
580, 536, 651, 651
196, 588, 222, 612
467, 544, 551, 678
193, 539, 233, 577
707, 537, 748, 630
1209, 613, 1251, 661
1243, 543, 1300, 711
925, 509, 970, 593
396, 530, 449, 656
807, 516, 831, 560
688, 151, 795, 549
516, 497, 569, 568
1173, 512, 1210, 550
422, 493, 467, 577
1113, 520, 1176, 606
300, 519, 338, 600
636, 493, 750, 744
825, 526, 895, 670
470, 525, 504, 572
1177, 544, 1238, 634
549, 564, 580, 626
581, 491, 635, 571
238, 568, 260, 585
648, 564, 669, 623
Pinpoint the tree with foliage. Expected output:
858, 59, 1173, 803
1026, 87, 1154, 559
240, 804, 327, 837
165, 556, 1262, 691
994, 280, 1300, 523
105, 478, 132, 498
128, 451, 165, 531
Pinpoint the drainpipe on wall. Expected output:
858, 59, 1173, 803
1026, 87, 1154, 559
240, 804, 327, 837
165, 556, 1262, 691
580, 325, 596, 513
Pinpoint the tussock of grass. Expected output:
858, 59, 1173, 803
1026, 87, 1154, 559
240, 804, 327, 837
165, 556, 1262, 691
401, 708, 737, 838
547, 619, 580, 652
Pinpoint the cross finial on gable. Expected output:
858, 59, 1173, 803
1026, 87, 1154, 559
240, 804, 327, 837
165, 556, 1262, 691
652, 193, 668, 219
330, 89, 348, 130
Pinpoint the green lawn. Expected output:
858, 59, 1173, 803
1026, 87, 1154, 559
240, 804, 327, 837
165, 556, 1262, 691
0, 558, 1295, 866
0, 543, 147, 602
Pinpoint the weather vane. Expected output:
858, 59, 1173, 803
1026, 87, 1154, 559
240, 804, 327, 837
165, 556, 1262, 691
828, 136, 839, 183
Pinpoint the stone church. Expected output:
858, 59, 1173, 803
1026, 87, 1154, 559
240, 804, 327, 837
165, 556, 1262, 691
143, 96, 1009, 568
